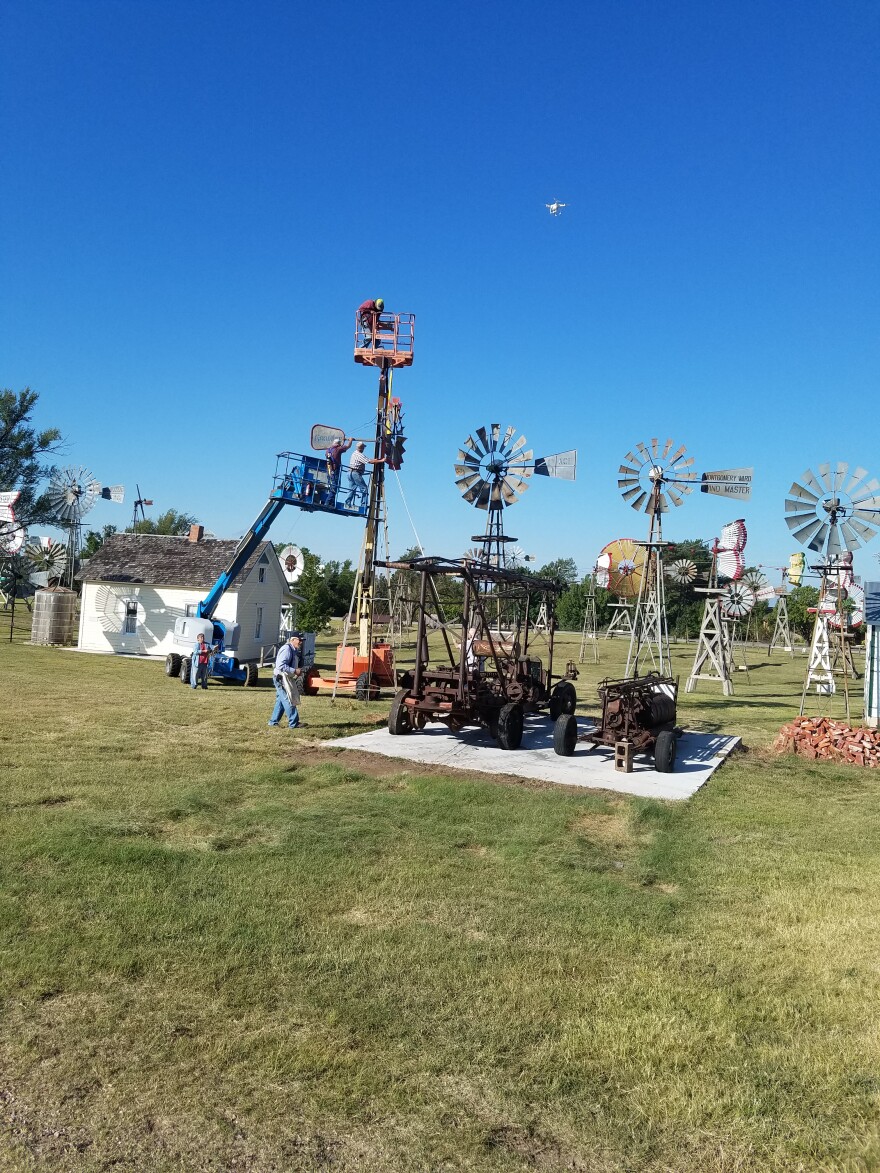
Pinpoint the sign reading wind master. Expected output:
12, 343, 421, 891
700, 468, 753, 500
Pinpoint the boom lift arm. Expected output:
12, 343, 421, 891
197, 494, 288, 620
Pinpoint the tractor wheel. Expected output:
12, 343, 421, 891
654, 729, 677, 773
179, 656, 192, 684
356, 671, 379, 701
302, 666, 320, 696
243, 663, 258, 687
553, 681, 577, 716
553, 713, 578, 756
497, 702, 524, 751
388, 689, 412, 735
165, 652, 181, 677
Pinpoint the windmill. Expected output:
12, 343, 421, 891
785, 461, 880, 716
278, 544, 304, 637
48, 466, 124, 588
578, 564, 600, 665
618, 437, 753, 677
596, 538, 643, 642
722, 575, 758, 677
454, 424, 576, 573
25, 537, 68, 586
686, 520, 747, 696
666, 557, 699, 640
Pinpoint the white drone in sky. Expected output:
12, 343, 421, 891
545, 200, 566, 216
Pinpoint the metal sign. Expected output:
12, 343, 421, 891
310, 424, 345, 452
534, 450, 577, 480
700, 468, 753, 500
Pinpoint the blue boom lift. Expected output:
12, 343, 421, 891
164, 451, 372, 686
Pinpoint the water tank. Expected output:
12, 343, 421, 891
31, 586, 77, 646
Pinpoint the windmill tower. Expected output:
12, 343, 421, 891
47, 467, 124, 588
763, 553, 804, 655
722, 573, 758, 679
454, 424, 576, 572
578, 568, 599, 664
618, 439, 753, 677
785, 461, 880, 716
686, 520, 747, 695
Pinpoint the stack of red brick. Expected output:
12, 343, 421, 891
773, 716, 880, 767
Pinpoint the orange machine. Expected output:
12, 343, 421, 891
304, 640, 396, 699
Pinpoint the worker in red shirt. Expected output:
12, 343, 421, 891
357, 297, 384, 348
324, 434, 353, 504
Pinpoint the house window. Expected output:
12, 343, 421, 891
185, 603, 197, 617
258, 567, 265, 583
124, 602, 138, 635
255, 606, 263, 640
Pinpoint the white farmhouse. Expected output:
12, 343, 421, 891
77, 527, 295, 660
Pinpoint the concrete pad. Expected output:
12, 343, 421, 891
327, 717, 740, 800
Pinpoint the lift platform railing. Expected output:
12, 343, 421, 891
272, 451, 370, 518
354, 311, 415, 367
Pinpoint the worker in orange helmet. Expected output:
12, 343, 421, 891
357, 296, 385, 348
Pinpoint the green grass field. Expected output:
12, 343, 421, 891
2, 617, 880, 1171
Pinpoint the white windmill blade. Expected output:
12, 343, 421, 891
532, 450, 577, 480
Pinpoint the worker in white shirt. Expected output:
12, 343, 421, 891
343, 442, 386, 509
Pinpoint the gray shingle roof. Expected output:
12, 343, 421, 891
76, 534, 277, 590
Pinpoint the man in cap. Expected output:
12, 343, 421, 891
268, 633, 305, 729
357, 296, 385, 348
343, 441, 387, 510
324, 434, 353, 505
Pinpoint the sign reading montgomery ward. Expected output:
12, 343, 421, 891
310, 424, 345, 452
700, 468, 753, 500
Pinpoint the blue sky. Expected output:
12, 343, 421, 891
3, 0, 879, 583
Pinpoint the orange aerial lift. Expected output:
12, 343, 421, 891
304, 309, 414, 699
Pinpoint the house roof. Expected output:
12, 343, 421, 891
76, 534, 280, 591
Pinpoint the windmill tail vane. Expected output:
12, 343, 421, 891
713, 519, 747, 582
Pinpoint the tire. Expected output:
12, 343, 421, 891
654, 729, 677, 773
553, 713, 578, 756
302, 666, 320, 696
243, 662, 258, 687
497, 702, 524, 750
553, 681, 577, 715
179, 656, 192, 684
388, 689, 412, 735
356, 671, 378, 701
165, 652, 181, 678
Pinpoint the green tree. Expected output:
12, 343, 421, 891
539, 557, 578, 586
127, 508, 197, 536
82, 525, 117, 559
787, 584, 821, 639
0, 388, 62, 530
296, 548, 333, 633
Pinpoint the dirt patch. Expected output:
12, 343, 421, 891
570, 802, 632, 848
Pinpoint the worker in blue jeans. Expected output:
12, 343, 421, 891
191, 632, 212, 689
268, 633, 304, 728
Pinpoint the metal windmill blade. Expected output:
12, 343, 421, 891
618, 437, 696, 514
599, 537, 646, 599
722, 582, 757, 620
48, 466, 101, 523
741, 568, 768, 594
716, 519, 747, 581
785, 461, 880, 556
667, 558, 698, 585
26, 537, 67, 577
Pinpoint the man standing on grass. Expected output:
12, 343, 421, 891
268, 633, 304, 729
191, 632, 212, 689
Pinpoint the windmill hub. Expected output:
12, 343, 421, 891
648, 465, 663, 483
